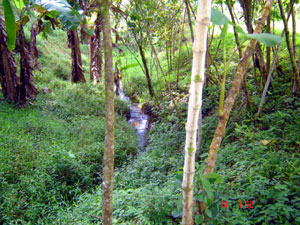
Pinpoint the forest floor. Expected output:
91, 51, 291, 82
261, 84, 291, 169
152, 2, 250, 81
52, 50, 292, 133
0, 28, 300, 224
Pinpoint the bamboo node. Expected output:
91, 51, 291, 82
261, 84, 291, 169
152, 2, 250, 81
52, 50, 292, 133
182, 185, 194, 191
193, 49, 205, 54
196, 20, 210, 26
185, 127, 197, 132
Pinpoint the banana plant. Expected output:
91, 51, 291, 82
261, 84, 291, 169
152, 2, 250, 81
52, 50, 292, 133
2, 0, 81, 51
1, 0, 81, 105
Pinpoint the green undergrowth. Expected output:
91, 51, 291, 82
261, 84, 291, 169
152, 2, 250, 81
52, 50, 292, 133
0, 25, 138, 223
58, 31, 300, 224
59, 88, 300, 224
0, 82, 138, 223
57, 120, 185, 224
1, 22, 300, 224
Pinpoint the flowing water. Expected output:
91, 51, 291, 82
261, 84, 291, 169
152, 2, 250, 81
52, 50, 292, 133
118, 81, 149, 151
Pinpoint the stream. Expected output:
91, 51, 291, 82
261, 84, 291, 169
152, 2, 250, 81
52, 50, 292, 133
118, 81, 150, 151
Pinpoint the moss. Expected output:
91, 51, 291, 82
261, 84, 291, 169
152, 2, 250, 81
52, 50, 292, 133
194, 74, 203, 82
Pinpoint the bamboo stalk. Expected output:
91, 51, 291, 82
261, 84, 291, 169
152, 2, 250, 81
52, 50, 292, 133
181, 0, 211, 224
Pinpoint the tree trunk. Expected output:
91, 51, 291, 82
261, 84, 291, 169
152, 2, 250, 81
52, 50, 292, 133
147, 35, 181, 118
138, 44, 155, 97
256, 6, 294, 117
0, 18, 19, 103
67, 29, 86, 83
185, 0, 194, 43
30, 20, 42, 71
203, 0, 274, 175
266, 14, 271, 75
239, 0, 252, 32
114, 63, 120, 96
101, 0, 115, 224
257, 42, 281, 117
226, 0, 242, 58
278, 0, 300, 91
255, 43, 267, 85
90, 12, 102, 83
240, 0, 267, 86
226, 0, 250, 108
19, 24, 39, 106
177, 8, 187, 84
291, 1, 296, 59
181, 0, 211, 224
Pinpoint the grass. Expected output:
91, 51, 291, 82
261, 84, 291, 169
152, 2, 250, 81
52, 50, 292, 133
0, 84, 139, 223
0, 25, 138, 224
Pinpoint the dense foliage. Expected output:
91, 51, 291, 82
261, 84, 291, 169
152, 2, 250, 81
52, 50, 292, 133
0, 28, 138, 223
0, 0, 300, 224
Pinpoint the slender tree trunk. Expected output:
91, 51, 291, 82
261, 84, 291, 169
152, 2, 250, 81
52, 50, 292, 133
90, 13, 102, 83
266, 14, 271, 75
278, 0, 300, 91
181, 0, 211, 224
290, 1, 300, 93
165, 41, 170, 76
253, 54, 258, 91
19, 24, 39, 106
153, 59, 163, 95
101, 0, 115, 224
226, 0, 250, 108
185, 0, 194, 43
0, 18, 19, 103
67, 29, 86, 83
138, 44, 155, 97
30, 20, 42, 71
256, 43, 267, 86
148, 38, 181, 118
239, 0, 252, 32
291, 1, 296, 59
177, 8, 187, 84
226, 0, 242, 58
256, 6, 294, 117
240, 0, 267, 86
291, 1, 297, 92
257, 43, 281, 117
203, 0, 274, 175
189, 0, 196, 19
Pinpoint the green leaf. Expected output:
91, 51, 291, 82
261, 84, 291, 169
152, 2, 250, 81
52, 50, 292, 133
3, 0, 16, 51
204, 172, 223, 184
195, 191, 207, 203
195, 215, 203, 224
208, 201, 219, 217
200, 175, 214, 200
11, 0, 24, 10
246, 33, 282, 47
234, 25, 245, 34
220, 22, 228, 40
211, 7, 229, 25
33, 0, 80, 30
120, 63, 139, 72
205, 208, 212, 218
